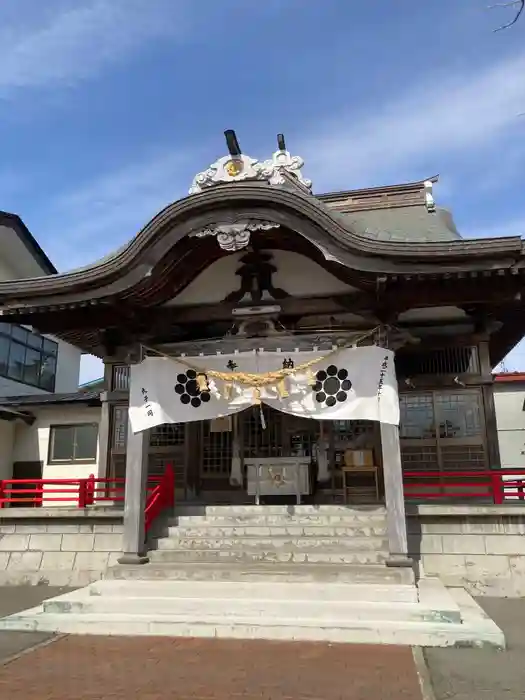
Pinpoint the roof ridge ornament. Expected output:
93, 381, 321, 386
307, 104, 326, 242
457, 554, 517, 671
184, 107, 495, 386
424, 179, 436, 213
191, 220, 279, 252
189, 130, 312, 194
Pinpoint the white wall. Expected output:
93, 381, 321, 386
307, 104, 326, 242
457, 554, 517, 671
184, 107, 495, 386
0, 224, 54, 280
0, 421, 15, 480
0, 258, 14, 282
13, 405, 101, 505
165, 249, 356, 307
53, 339, 81, 393
494, 383, 525, 468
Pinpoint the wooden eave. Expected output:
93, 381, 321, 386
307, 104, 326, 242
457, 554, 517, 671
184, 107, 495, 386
3, 268, 524, 362
0, 183, 523, 311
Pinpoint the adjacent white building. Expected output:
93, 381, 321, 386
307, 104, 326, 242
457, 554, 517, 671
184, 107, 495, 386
0, 211, 98, 491
493, 372, 525, 469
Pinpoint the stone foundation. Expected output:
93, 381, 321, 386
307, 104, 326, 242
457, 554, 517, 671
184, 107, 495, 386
1, 505, 525, 596
0, 508, 124, 586
407, 505, 525, 597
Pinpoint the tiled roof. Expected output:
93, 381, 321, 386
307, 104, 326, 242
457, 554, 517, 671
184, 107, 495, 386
78, 377, 104, 392
0, 390, 101, 407
337, 206, 461, 243
494, 372, 525, 383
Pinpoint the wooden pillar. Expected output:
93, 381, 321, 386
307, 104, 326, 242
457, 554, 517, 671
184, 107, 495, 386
97, 392, 110, 479
380, 422, 411, 566
482, 384, 501, 469
117, 420, 150, 565
479, 340, 501, 469
96, 363, 114, 479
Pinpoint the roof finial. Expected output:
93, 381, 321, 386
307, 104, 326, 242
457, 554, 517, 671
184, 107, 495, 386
224, 130, 242, 157
189, 130, 311, 194
423, 180, 436, 213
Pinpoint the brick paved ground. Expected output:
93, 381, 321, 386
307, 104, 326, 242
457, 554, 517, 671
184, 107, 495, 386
0, 635, 423, 700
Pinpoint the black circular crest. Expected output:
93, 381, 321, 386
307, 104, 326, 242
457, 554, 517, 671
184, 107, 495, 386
174, 371, 210, 408
313, 367, 352, 406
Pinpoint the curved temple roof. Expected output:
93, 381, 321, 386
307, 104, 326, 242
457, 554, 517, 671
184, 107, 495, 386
0, 179, 522, 303
0, 133, 523, 366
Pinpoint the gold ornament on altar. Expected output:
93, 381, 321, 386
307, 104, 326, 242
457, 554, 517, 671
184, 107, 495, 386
268, 467, 287, 487
225, 159, 244, 177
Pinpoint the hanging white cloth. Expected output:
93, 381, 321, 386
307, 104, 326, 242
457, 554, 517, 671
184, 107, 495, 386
128, 346, 399, 434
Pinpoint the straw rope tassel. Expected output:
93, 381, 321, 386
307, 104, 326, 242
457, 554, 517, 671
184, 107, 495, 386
196, 373, 209, 392
140, 327, 382, 396
277, 379, 289, 398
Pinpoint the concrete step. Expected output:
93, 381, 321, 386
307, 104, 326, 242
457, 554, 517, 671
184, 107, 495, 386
175, 505, 386, 516
172, 514, 387, 527
0, 611, 504, 647
87, 579, 418, 603
170, 525, 387, 538
148, 547, 387, 565
105, 562, 415, 585
0, 584, 505, 648
44, 596, 459, 625
155, 536, 388, 552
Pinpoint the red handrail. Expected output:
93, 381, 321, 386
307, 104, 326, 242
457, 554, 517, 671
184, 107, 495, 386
403, 468, 525, 503
144, 463, 175, 533
0, 475, 162, 508
0, 463, 175, 532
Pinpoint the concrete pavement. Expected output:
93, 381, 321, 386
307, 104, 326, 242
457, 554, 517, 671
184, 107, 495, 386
0, 586, 71, 666
425, 597, 525, 700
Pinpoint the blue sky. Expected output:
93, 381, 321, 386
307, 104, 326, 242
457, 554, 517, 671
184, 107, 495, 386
1, 0, 524, 383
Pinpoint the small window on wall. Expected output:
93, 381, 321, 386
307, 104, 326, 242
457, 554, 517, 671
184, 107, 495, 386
48, 424, 98, 464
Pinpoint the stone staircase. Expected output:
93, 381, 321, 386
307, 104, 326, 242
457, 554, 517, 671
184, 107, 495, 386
0, 505, 505, 647
147, 504, 392, 568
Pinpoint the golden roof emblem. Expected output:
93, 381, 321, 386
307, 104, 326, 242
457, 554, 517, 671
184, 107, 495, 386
225, 159, 244, 177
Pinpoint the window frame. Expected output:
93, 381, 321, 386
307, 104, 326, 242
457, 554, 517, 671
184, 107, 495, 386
399, 388, 488, 473
48, 423, 99, 465
0, 324, 58, 391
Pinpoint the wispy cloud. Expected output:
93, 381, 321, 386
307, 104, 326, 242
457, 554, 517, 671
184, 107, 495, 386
462, 216, 525, 240
39, 145, 205, 271
41, 46, 525, 269
0, 0, 187, 96
299, 49, 525, 192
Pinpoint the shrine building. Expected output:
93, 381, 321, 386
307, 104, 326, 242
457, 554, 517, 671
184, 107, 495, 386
0, 131, 525, 646
0, 131, 524, 553
0, 132, 523, 647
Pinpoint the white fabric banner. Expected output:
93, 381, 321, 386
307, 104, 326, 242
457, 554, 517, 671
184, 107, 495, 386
128, 345, 399, 434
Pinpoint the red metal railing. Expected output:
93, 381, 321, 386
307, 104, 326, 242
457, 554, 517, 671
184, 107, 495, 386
1, 475, 130, 508
145, 463, 175, 533
0, 464, 176, 532
403, 469, 525, 503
